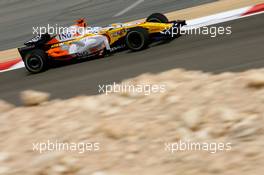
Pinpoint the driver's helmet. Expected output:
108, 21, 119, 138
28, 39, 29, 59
75, 18, 87, 27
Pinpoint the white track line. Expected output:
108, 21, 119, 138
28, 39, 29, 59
184, 6, 264, 29
114, 0, 145, 17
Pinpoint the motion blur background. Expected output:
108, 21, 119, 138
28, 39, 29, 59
0, 0, 264, 175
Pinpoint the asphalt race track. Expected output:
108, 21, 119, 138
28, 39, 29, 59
0, 0, 215, 50
0, 1, 264, 105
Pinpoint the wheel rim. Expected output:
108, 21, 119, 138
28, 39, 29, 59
26, 56, 43, 71
127, 32, 144, 50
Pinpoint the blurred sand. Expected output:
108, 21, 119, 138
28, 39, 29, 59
0, 68, 264, 175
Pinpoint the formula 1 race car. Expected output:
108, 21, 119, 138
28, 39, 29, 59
18, 13, 186, 73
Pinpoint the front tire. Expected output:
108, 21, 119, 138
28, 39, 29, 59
24, 49, 48, 73
125, 27, 149, 51
146, 13, 169, 23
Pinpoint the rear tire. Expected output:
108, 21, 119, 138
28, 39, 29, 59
24, 49, 48, 73
146, 13, 169, 23
125, 27, 149, 51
